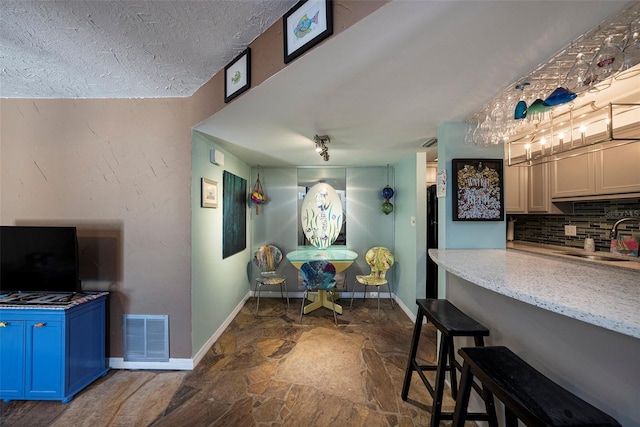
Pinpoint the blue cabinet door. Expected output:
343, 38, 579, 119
0, 320, 26, 399
26, 320, 62, 398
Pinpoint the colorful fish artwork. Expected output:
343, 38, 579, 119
231, 71, 242, 85
294, 10, 319, 39
300, 183, 343, 249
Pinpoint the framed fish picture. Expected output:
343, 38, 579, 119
224, 48, 251, 103
283, 0, 333, 64
452, 158, 504, 221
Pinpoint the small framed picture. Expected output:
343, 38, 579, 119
452, 159, 504, 221
283, 0, 333, 64
436, 170, 447, 198
201, 178, 218, 208
224, 48, 251, 103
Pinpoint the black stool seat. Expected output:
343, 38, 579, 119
402, 299, 497, 427
453, 346, 622, 427
418, 299, 490, 337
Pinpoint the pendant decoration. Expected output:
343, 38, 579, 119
381, 164, 394, 215
251, 166, 267, 215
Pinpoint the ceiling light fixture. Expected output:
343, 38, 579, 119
314, 135, 330, 161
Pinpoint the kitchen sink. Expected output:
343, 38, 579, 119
557, 252, 631, 262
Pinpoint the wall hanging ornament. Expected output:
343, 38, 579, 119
251, 167, 266, 215
381, 164, 394, 215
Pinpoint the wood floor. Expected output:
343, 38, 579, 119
1, 297, 457, 426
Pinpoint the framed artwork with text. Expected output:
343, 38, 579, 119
452, 158, 504, 221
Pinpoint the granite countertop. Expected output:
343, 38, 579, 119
428, 248, 640, 339
0, 291, 109, 309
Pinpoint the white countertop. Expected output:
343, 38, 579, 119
428, 247, 640, 339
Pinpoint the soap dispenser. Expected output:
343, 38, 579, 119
507, 217, 516, 241
584, 235, 595, 252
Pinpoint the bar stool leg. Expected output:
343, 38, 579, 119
448, 339, 458, 400
474, 336, 498, 427
429, 335, 452, 427
401, 309, 424, 400
505, 408, 518, 427
451, 361, 473, 427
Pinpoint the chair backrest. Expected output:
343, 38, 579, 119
300, 260, 336, 291
365, 246, 394, 279
253, 245, 283, 273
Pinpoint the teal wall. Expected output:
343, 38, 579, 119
191, 131, 251, 356
436, 122, 505, 297
393, 153, 427, 316
437, 122, 505, 250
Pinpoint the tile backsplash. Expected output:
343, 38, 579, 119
511, 199, 640, 252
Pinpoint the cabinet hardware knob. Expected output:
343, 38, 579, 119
34, 322, 46, 328
0, 322, 7, 327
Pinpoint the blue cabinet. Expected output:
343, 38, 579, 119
0, 295, 109, 403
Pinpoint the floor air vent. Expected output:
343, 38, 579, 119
123, 314, 169, 362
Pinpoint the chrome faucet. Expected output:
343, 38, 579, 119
609, 217, 640, 239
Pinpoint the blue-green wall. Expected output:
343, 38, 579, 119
436, 122, 505, 297
437, 122, 505, 249
393, 153, 427, 316
191, 131, 251, 356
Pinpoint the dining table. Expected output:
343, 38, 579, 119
286, 246, 358, 315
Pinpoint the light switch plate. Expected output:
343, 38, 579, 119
565, 225, 577, 236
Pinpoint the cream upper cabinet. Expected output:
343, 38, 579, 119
528, 161, 567, 213
550, 141, 640, 200
528, 162, 549, 212
550, 146, 596, 199
505, 163, 528, 214
594, 142, 640, 195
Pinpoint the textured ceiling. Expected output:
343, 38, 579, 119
0, 1, 633, 167
0, 0, 297, 98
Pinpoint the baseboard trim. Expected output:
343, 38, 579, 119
191, 292, 252, 368
392, 294, 417, 323
108, 357, 194, 370
109, 292, 252, 371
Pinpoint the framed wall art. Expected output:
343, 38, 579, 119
283, 0, 333, 64
224, 48, 251, 103
201, 178, 218, 208
222, 171, 247, 259
452, 158, 504, 221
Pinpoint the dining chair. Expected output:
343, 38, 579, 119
299, 260, 338, 325
350, 246, 395, 319
253, 245, 289, 316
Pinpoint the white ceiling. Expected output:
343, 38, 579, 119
0, 0, 631, 167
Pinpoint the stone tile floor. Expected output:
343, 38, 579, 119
1, 297, 461, 426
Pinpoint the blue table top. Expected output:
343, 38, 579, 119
286, 246, 358, 262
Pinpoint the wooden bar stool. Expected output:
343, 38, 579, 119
452, 346, 622, 427
401, 299, 498, 427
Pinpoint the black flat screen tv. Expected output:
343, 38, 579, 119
0, 226, 81, 293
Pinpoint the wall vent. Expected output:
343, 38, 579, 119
421, 137, 438, 148
123, 314, 169, 362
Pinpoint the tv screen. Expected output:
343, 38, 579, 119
1, 226, 81, 293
